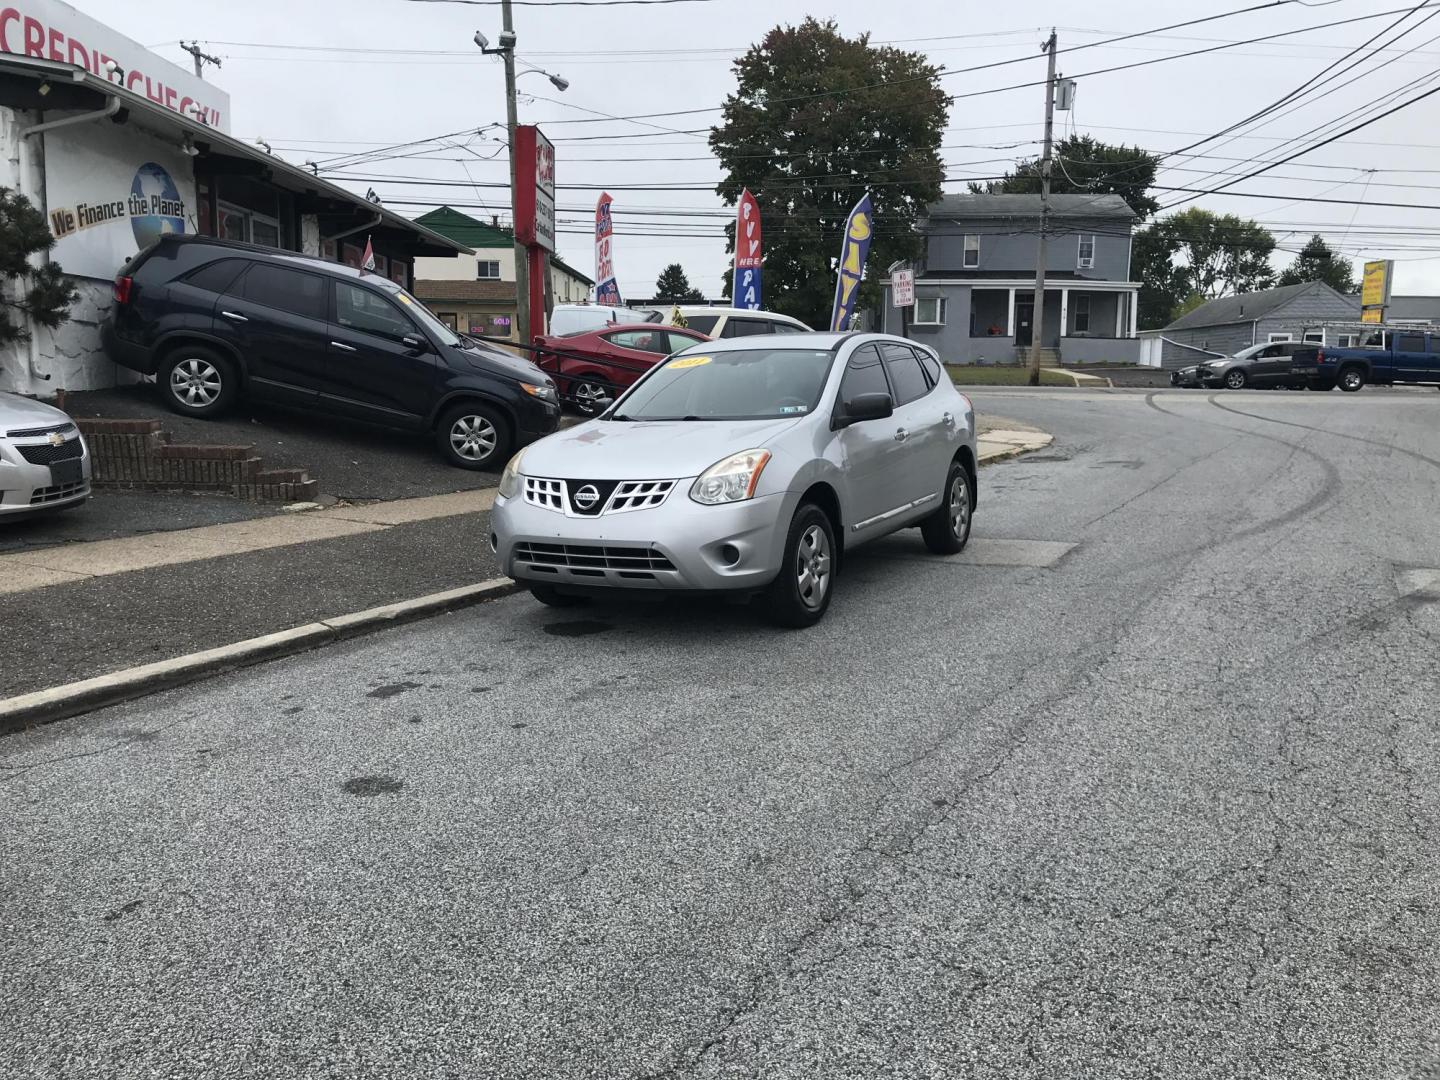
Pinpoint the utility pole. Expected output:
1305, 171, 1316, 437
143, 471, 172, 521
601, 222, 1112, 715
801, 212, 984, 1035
1028, 30, 1058, 387
501, 0, 531, 346
180, 41, 221, 80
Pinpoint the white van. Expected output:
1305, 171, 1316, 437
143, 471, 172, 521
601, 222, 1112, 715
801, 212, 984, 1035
548, 303, 661, 337
642, 305, 811, 339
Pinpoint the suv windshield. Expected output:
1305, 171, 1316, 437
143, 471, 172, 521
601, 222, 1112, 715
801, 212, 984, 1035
377, 280, 461, 348
612, 347, 835, 421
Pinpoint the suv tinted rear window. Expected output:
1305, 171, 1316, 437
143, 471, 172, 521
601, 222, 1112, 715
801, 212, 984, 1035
181, 259, 247, 295
237, 264, 328, 320
684, 315, 718, 335
881, 343, 930, 405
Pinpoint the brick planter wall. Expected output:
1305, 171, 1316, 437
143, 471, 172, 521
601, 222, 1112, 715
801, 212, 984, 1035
76, 419, 318, 503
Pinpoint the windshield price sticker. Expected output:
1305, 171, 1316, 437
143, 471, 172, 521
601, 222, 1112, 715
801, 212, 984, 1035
669, 355, 712, 370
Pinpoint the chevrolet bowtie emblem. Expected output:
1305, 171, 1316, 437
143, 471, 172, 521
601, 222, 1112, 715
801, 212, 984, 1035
47, 432, 64, 446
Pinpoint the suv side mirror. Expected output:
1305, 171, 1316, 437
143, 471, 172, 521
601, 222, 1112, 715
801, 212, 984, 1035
402, 334, 430, 352
833, 392, 893, 429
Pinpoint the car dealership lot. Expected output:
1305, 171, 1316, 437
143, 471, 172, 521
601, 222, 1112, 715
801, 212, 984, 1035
3, 388, 1438, 1078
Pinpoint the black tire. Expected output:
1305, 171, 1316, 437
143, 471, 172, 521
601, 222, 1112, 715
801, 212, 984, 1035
1224, 368, 1248, 390
1338, 366, 1366, 392
761, 503, 836, 629
528, 584, 587, 608
436, 401, 510, 470
921, 460, 974, 555
159, 345, 238, 418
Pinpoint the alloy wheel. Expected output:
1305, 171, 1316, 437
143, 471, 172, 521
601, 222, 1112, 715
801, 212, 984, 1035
1225, 370, 1246, 390
573, 382, 608, 414
795, 523, 831, 611
950, 475, 971, 540
449, 414, 498, 462
170, 358, 222, 407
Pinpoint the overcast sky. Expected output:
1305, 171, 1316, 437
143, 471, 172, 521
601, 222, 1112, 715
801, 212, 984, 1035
106, 0, 1440, 299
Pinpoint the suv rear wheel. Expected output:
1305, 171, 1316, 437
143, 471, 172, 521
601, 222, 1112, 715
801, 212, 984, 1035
921, 461, 973, 555
437, 401, 509, 470
160, 346, 237, 418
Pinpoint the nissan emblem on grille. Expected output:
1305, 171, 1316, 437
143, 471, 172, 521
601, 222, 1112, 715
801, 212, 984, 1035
573, 484, 601, 510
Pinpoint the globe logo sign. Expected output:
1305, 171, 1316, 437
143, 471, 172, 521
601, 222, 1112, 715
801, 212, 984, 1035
129, 162, 186, 248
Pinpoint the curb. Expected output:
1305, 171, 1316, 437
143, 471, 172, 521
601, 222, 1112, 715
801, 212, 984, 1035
0, 578, 522, 734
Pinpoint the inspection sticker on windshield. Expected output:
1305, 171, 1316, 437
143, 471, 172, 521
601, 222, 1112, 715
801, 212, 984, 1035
778, 405, 805, 413
669, 355, 712, 369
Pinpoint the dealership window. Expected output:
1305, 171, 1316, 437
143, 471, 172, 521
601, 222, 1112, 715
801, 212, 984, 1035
1267, 333, 1294, 343
1077, 234, 1095, 268
476, 260, 502, 280
218, 201, 281, 248
1073, 294, 1091, 333
438, 313, 458, 331
913, 297, 946, 325
963, 234, 980, 268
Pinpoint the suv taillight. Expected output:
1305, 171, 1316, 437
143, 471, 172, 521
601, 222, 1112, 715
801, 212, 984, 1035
113, 276, 133, 304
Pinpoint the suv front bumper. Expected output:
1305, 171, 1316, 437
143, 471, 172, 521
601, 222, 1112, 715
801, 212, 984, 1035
493, 483, 792, 592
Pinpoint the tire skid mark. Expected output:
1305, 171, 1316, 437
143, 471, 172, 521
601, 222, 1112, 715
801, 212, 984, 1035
1209, 395, 1440, 472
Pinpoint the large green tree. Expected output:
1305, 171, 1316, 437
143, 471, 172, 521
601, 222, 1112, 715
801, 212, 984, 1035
653, 263, 704, 302
0, 188, 77, 350
1157, 207, 1276, 300
710, 18, 947, 328
1133, 225, 1187, 330
978, 134, 1162, 216
1276, 234, 1356, 293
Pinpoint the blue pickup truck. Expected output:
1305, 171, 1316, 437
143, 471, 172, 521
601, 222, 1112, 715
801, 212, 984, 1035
1291, 329, 1440, 391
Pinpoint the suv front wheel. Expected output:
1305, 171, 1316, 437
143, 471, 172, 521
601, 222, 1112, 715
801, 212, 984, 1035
437, 401, 510, 470
160, 346, 237, 418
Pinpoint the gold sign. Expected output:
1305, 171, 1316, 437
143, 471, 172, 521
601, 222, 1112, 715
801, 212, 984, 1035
1361, 307, 1382, 324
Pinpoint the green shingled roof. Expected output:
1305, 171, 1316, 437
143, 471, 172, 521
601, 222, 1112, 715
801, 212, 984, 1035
414, 206, 594, 285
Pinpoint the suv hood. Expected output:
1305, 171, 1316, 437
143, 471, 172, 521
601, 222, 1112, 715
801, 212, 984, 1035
449, 339, 549, 384
521, 415, 804, 480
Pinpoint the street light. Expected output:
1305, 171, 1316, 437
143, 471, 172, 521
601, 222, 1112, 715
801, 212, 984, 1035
473, 9, 568, 345
518, 68, 568, 93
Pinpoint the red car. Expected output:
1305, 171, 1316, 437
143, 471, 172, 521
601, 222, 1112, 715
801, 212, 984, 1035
533, 323, 711, 414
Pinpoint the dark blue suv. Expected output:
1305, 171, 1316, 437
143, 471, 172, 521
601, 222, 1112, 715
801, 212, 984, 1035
101, 235, 559, 470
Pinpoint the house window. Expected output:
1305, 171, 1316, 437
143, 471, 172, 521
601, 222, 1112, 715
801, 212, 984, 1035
913, 297, 946, 325
1302, 331, 1324, 344
963, 235, 979, 268
1073, 295, 1090, 334
1077, 234, 1095, 269
1267, 333, 1293, 343
476, 260, 502, 280
218, 201, 281, 248
1337, 333, 1358, 347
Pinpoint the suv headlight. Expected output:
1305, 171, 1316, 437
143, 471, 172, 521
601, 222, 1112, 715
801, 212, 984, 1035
521, 381, 558, 404
498, 447, 526, 499
690, 449, 771, 505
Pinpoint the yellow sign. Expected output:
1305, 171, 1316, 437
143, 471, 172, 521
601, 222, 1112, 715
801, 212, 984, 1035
668, 355, 712, 369
1361, 307, 1382, 324
1361, 260, 1392, 308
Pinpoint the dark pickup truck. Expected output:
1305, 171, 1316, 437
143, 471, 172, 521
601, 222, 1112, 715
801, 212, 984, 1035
1291, 329, 1440, 391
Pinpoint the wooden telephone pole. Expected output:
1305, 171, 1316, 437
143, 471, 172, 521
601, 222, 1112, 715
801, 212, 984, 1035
1028, 31, 1058, 387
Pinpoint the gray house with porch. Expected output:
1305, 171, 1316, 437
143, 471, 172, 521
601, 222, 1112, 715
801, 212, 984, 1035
881, 193, 1141, 364
1153, 281, 1361, 369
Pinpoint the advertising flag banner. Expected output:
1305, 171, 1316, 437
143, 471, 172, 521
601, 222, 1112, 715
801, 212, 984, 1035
830, 193, 875, 331
733, 188, 762, 310
360, 235, 376, 272
595, 193, 621, 305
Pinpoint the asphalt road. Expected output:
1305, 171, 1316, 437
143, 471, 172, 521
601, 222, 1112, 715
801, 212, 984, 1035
4, 388, 1439, 1079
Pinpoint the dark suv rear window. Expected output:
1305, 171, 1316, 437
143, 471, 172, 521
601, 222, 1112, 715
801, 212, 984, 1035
181, 259, 247, 295
237, 264, 328, 320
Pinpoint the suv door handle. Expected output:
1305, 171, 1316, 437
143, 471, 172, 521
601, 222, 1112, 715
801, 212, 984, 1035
894, 427, 909, 442
220, 310, 248, 322
330, 341, 357, 352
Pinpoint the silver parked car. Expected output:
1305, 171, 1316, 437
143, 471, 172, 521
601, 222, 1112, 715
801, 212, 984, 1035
0, 392, 91, 518
491, 332, 977, 626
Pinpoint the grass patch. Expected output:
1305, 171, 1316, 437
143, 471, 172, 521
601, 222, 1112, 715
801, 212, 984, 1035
946, 365, 1073, 387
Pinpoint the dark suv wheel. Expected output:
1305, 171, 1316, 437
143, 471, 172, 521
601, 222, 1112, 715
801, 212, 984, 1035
436, 401, 510, 470
160, 345, 237, 417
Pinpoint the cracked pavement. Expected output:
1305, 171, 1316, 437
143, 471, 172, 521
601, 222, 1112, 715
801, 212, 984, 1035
2, 388, 1438, 1078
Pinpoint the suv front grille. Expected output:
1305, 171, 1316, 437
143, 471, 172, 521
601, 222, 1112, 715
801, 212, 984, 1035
523, 476, 676, 515
6, 422, 74, 439
16, 438, 83, 465
514, 542, 675, 574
